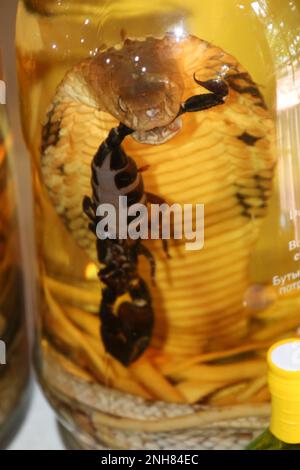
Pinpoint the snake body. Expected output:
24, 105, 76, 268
41, 33, 275, 356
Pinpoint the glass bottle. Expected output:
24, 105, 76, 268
16, 0, 300, 449
0, 55, 30, 448
248, 338, 300, 450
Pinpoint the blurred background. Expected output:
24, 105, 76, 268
0, 0, 64, 450
0, 0, 33, 336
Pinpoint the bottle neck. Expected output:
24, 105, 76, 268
269, 371, 300, 444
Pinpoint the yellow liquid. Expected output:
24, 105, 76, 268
16, 0, 300, 449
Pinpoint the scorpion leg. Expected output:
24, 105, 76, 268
135, 242, 156, 283
138, 164, 151, 173
146, 192, 167, 205
83, 195, 96, 221
83, 195, 97, 232
120, 28, 128, 42
146, 192, 170, 258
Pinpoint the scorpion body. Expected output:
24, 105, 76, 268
83, 78, 228, 366
83, 123, 156, 366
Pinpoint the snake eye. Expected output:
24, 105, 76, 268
118, 97, 128, 113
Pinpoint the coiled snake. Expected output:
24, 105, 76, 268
41, 33, 275, 359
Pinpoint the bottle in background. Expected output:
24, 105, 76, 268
0, 54, 30, 448
248, 338, 300, 450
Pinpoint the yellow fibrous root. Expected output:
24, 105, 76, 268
43, 275, 300, 407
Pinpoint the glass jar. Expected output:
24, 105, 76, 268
16, 0, 300, 450
0, 56, 30, 448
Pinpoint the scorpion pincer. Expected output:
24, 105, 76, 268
84, 76, 229, 366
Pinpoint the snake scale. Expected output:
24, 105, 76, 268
41, 33, 275, 358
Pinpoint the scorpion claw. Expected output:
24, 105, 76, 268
163, 239, 171, 259
179, 75, 229, 116
193, 74, 229, 98
180, 93, 225, 114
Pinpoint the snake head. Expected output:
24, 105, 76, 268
85, 36, 185, 145
111, 67, 184, 145
115, 71, 182, 126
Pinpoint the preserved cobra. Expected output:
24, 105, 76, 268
41, 32, 275, 361
36, 30, 279, 450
